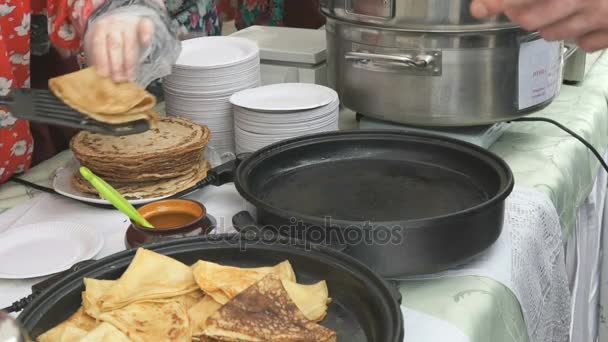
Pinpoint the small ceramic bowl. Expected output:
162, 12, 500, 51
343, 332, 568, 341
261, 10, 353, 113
125, 199, 215, 249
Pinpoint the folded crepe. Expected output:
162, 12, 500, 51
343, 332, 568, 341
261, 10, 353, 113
37, 307, 99, 342
98, 248, 199, 312
97, 301, 191, 342
202, 274, 336, 342
191, 260, 296, 304
82, 278, 115, 319
188, 296, 224, 336
49, 67, 158, 125
78, 322, 132, 342
281, 280, 330, 322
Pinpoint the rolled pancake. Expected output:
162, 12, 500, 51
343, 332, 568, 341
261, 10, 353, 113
49, 67, 156, 117
191, 260, 296, 304
99, 248, 199, 312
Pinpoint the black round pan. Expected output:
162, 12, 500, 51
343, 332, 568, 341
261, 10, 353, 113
18, 235, 403, 342
229, 130, 514, 277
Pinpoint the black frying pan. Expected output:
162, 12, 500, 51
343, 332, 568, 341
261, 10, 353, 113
18, 235, 403, 342
179, 130, 514, 277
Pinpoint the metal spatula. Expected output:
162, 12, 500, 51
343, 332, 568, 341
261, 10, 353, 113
0, 88, 150, 135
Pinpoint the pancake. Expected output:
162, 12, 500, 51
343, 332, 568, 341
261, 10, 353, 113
202, 274, 336, 341
191, 260, 296, 304
98, 248, 199, 312
37, 307, 99, 342
71, 160, 210, 199
70, 117, 210, 160
49, 67, 156, 119
98, 301, 191, 342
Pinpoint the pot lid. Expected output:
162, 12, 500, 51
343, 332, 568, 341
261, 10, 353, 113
229, 26, 327, 65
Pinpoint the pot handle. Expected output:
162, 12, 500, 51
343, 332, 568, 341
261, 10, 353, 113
232, 211, 279, 240
384, 279, 403, 305
563, 43, 579, 61
345, 51, 435, 68
170, 153, 251, 198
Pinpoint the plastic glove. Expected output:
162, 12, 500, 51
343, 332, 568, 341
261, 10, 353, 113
470, 0, 608, 52
83, 0, 181, 87
84, 14, 154, 83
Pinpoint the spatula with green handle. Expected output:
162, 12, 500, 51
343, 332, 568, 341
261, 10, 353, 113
79, 166, 155, 228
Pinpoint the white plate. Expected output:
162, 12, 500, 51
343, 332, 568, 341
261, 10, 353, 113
53, 159, 173, 205
175, 37, 259, 69
230, 83, 338, 112
0, 222, 104, 279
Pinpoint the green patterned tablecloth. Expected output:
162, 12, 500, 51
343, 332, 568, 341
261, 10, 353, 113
2, 51, 608, 342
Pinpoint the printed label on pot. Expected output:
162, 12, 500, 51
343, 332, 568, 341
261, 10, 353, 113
518, 39, 561, 110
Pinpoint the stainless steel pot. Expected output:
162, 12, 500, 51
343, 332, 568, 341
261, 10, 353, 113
320, 0, 516, 31
321, 0, 566, 127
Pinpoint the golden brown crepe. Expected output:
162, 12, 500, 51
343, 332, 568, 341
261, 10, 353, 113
71, 160, 210, 200
98, 248, 199, 312
49, 67, 157, 123
282, 280, 330, 322
98, 301, 191, 342
188, 296, 224, 336
78, 322, 132, 342
37, 307, 99, 342
202, 274, 336, 342
191, 260, 296, 304
82, 278, 115, 319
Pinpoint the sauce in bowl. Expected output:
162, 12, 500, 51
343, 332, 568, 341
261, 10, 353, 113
125, 199, 213, 248
146, 212, 199, 229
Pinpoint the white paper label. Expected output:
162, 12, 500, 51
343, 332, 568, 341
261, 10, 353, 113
518, 39, 561, 110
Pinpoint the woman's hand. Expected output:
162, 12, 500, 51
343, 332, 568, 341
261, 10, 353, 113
470, 0, 608, 52
84, 14, 155, 82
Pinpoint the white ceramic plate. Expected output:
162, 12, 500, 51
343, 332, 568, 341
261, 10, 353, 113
53, 159, 171, 206
0, 222, 104, 279
230, 83, 338, 112
175, 37, 259, 69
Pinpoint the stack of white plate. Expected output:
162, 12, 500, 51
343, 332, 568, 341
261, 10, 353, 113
230, 83, 340, 153
163, 36, 261, 155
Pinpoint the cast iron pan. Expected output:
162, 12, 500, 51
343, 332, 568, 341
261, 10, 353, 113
180, 130, 513, 277
18, 235, 403, 342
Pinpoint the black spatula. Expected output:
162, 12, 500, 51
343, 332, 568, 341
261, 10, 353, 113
0, 88, 150, 135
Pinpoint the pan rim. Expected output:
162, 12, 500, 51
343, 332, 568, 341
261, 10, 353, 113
18, 234, 404, 342
235, 129, 515, 228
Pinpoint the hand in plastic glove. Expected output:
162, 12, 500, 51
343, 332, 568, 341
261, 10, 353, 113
470, 0, 608, 52
84, 15, 155, 82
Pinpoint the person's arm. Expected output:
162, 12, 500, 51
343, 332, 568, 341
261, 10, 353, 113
470, 0, 608, 52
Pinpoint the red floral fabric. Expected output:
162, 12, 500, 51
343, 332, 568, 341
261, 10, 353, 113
0, 0, 100, 184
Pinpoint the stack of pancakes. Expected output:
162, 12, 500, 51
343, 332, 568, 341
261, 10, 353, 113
70, 117, 211, 199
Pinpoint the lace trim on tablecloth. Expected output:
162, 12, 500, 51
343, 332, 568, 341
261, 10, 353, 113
395, 186, 571, 342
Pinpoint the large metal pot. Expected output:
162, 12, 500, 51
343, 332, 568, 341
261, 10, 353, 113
320, 0, 516, 31
321, 1, 565, 127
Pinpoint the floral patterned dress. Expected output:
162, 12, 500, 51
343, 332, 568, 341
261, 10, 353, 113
0, 0, 222, 184
235, 0, 284, 30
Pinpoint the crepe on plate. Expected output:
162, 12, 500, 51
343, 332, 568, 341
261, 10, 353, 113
48, 67, 158, 125
71, 160, 210, 199
69, 117, 211, 199
202, 274, 336, 342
